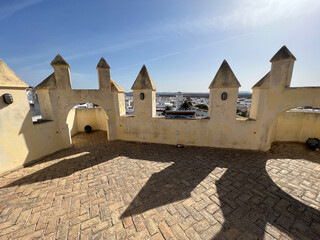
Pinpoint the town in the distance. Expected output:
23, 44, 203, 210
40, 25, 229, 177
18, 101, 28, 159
26, 89, 320, 122
125, 91, 252, 118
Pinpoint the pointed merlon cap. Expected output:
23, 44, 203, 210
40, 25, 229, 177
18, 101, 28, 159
51, 54, 70, 68
0, 58, 28, 88
209, 60, 241, 89
252, 71, 270, 89
131, 65, 156, 90
36, 73, 56, 89
97, 57, 110, 69
270, 46, 296, 62
111, 79, 125, 93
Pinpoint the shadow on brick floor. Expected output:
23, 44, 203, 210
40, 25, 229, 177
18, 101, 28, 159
1, 140, 320, 239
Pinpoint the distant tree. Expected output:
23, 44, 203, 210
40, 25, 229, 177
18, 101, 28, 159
162, 105, 173, 115
240, 111, 247, 117
179, 101, 193, 110
236, 109, 247, 117
195, 104, 208, 110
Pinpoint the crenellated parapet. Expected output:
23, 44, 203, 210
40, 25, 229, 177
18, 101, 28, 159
35, 55, 125, 144
251, 45, 319, 117
249, 45, 320, 149
1, 44, 319, 174
118, 45, 319, 151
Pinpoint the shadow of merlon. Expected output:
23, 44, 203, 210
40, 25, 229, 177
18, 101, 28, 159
1, 140, 320, 239
119, 144, 320, 239
211, 160, 320, 240
1, 147, 119, 189
121, 161, 218, 218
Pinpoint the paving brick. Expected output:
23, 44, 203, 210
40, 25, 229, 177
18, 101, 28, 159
171, 224, 188, 240
182, 198, 196, 208
0, 223, 24, 236
179, 216, 196, 231
60, 210, 80, 222
132, 214, 145, 232
149, 232, 165, 240
158, 221, 173, 240
200, 223, 224, 240
16, 209, 31, 224
103, 223, 123, 238
92, 220, 112, 233
35, 216, 47, 230
56, 220, 69, 239
174, 204, 189, 219
186, 206, 203, 221
70, 213, 89, 226
45, 218, 58, 235
6, 208, 22, 222
145, 218, 158, 236
68, 224, 80, 240
109, 202, 124, 212
110, 209, 122, 225
0, 221, 14, 231
23, 229, 43, 239
185, 227, 202, 240
122, 216, 134, 228
11, 224, 36, 239
193, 218, 211, 234
81, 217, 100, 230
128, 229, 150, 240
223, 227, 242, 240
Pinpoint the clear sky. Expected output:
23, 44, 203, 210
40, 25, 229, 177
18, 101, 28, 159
0, 0, 319, 92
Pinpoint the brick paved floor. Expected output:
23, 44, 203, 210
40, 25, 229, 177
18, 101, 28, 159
0, 131, 320, 240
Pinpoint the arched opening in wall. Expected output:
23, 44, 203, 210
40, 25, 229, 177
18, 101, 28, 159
66, 103, 109, 147
273, 106, 320, 144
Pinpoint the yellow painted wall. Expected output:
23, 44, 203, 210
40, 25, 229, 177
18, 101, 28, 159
116, 116, 261, 150
274, 111, 320, 142
76, 108, 108, 132
0, 89, 65, 174
66, 108, 108, 137
66, 108, 78, 137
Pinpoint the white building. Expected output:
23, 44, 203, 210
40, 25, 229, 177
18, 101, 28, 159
176, 91, 183, 109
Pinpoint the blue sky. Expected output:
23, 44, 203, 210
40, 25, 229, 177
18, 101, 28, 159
0, 0, 319, 92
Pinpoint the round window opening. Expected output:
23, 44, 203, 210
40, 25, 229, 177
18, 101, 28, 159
2, 93, 13, 104
140, 93, 145, 100
221, 92, 228, 100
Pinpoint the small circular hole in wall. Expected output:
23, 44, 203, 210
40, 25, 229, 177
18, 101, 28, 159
2, 93, 13, 104
221, 92, 227, 101
140, 93, 145, 100
84, 125, 92, 133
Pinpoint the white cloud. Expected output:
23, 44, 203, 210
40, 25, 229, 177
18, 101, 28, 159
164, 0, 320, 33
217, 0, 320, 29
0, 0, 46, 20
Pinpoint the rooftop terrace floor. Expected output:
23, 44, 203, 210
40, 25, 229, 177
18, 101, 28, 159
0, 131, 320, 240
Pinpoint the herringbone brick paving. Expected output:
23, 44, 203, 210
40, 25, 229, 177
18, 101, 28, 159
0, 131, 320, 239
